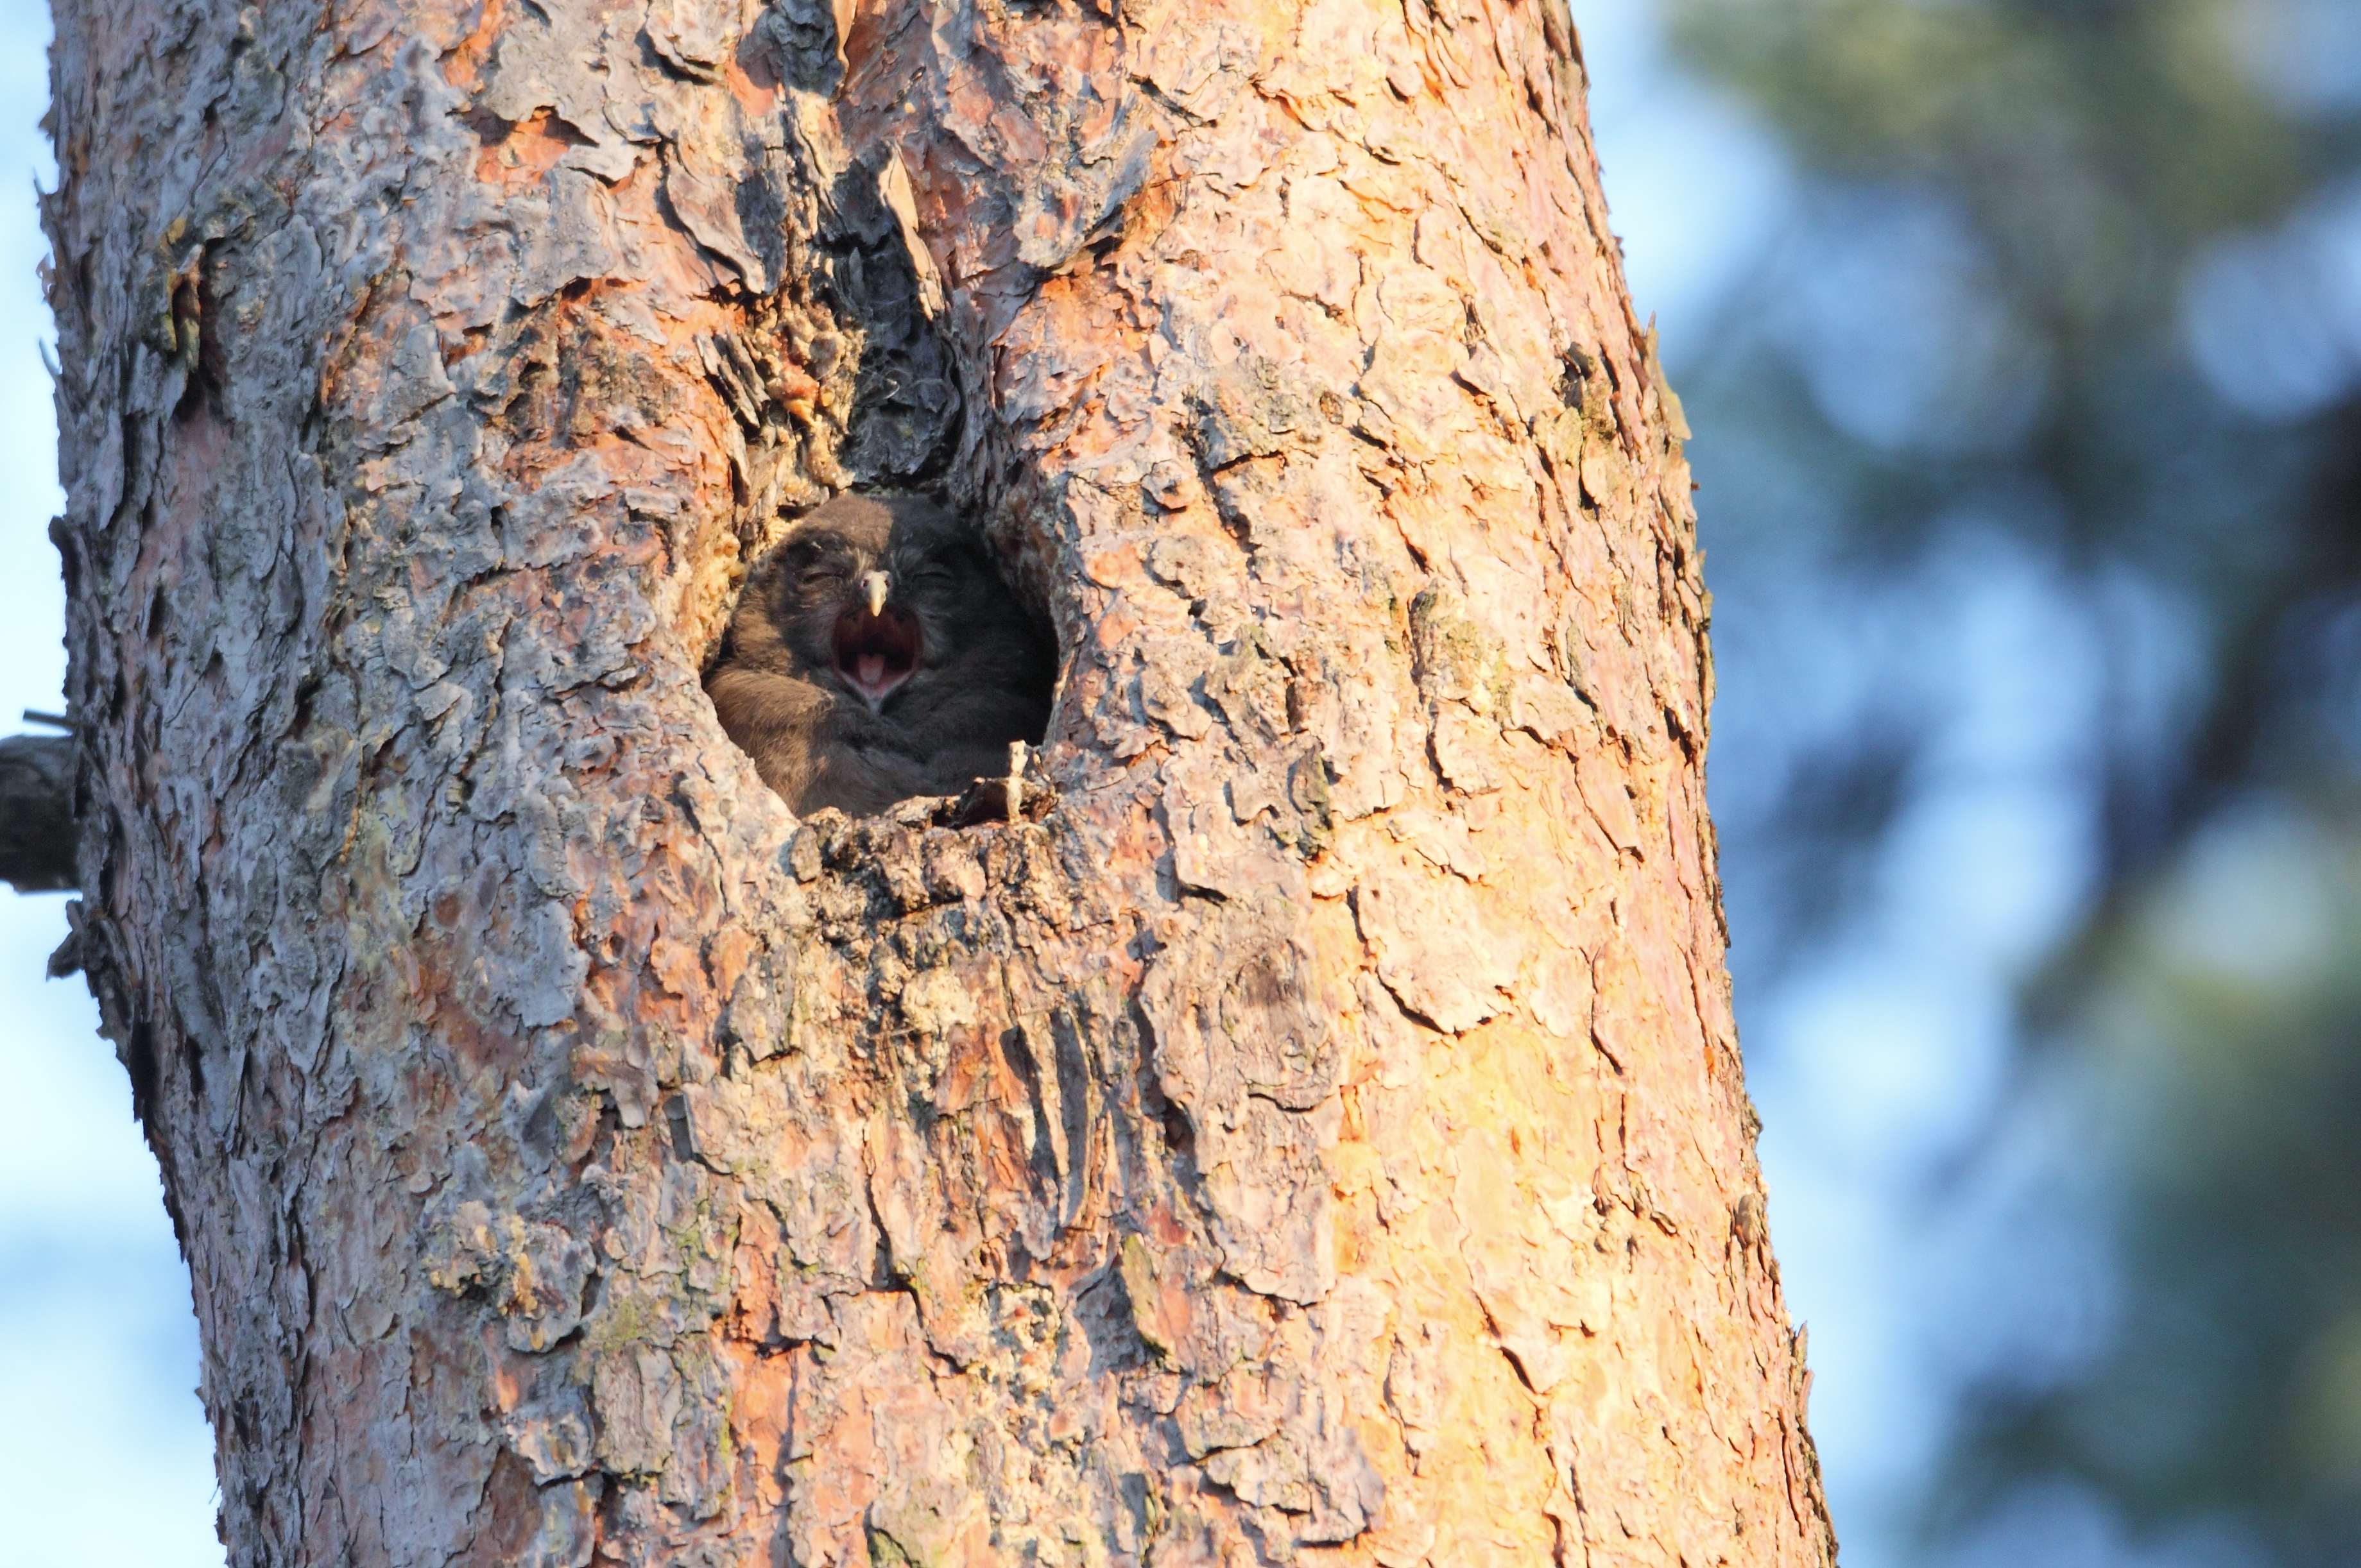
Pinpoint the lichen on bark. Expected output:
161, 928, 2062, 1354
42, 0, 1833, 1561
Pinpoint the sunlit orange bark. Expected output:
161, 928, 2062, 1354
44, 0, 1832, 1560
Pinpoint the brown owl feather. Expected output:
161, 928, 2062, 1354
706, 493, 1056, 817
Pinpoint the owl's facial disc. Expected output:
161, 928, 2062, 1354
832, 601, 923, 709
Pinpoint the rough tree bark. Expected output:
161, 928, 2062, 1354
43, 0, 1833, 1561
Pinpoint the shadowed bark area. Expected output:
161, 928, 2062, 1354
42, 0, 1834, 1563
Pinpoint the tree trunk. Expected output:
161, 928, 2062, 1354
43, 0, 1833, 1560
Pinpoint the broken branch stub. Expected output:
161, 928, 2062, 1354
0, 735, 74, 892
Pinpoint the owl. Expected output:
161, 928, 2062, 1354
706, 492, 1056, 817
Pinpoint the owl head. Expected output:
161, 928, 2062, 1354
751, 492, 1034, 713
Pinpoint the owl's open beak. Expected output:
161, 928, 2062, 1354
832, 585, 921, 711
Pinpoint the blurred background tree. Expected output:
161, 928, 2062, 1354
1633, 0, 2361, 1565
